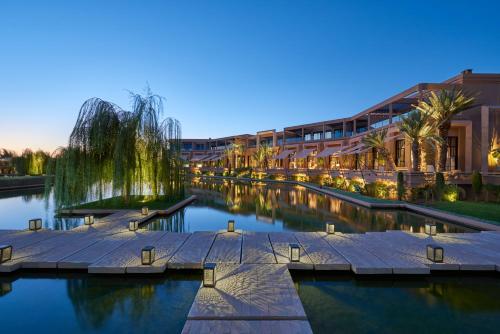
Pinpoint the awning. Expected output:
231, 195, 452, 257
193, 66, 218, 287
207, 154, 225, 162
274, 149, 295, 160
334, 144, 365, 157
201, 155, 217, 162
191, 155, 209, 162
384, 134, 403, 142
294, 148, 315, 159
316, 146, 341, 158
351, 146, 371, 154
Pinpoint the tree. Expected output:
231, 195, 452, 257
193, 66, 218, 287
253, 143, 273, 169
398, 110, 441, 172
224, 141, 244, 172
415, 89, 474, 172
361, 128, 396, 170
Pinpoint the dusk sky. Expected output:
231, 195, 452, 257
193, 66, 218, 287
1, 0, 499, 153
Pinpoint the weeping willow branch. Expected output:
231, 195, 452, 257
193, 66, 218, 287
49, 89, 184, 208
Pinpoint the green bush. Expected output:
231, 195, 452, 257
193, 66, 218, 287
471, 170, 482, 199
397, 171, 405, 201
435, 172, 445, 201
442, 184, 462, 202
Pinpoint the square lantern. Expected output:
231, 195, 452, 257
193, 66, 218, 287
141, 246, 155, 265
227, 220, 235, 233
426, 244, 444, 263
203, 263, 216, 287
325, 222, 335, 234
0, 245, 13, 264
84, 215, 95, 226
289, 243, 300, 262
142, 207, 149, 215
28, 218, 42, 231
129, 220, 139, 231
425, 223, 437, 236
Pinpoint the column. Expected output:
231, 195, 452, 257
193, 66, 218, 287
465, 122, 472, 173
481, 106, 489, 174
389, 104, 393, 124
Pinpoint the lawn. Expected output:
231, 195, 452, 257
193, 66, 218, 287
429, 201, 500, 224
72, 195, 185, 210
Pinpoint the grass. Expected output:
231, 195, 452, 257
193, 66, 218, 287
72, 195, 185, 210
318, 185, 402, 204
428, 200, 500, 224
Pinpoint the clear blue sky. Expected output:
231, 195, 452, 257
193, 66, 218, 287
1, 0, 499, 152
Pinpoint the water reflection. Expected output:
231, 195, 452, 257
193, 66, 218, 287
0, 272, 200, 333
146, 179, 471, 233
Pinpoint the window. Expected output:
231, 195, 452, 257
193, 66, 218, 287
395, 139, 405, 167
446, 137, 458, 170
313, 132, 322, 140
304, 134, 312, 141
333, 129, 343, 138
325, 131, 332, 139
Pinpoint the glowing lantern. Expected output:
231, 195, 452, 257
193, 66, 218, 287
129, 220, 139, 231
425, 223, 437, 236
0, 245, 13, 263
426, 244, 444, 263
141, 246, 155, 265
29, 218, 42, 231
227, 220, 235, 232
142, 207, 149, 215
84, 215, 94, 225
203, 263, 216, 287
325, 222, 335, 234
289, 243, 300, 262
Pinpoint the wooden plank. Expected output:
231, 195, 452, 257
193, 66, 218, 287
322, 233, 392, 274
268, 232, 313, 270
187, 264, 307, 320
88, 231, 167, 274
58, 232, 135, 269
294, 232, 350, 271
126, 232, 191, 273
205, 232, 242, 264
182, 320, 313, 334
241, 232, 276, 264
168, 231, 217, 269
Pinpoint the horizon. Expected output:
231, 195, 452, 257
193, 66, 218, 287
1, 0, 500, 153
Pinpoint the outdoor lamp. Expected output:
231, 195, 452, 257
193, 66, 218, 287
227, 220, 235, 232
425, 223, 437, 236
129, 220, 139, 231
203, 262, 216, 287
289, 243, 301, 262
325, 222, 335, 234
142, 207, 149, 215
141, 246, 155, 265
28, 218, 42, 231
84, 215, 94, 226
0, 245, 13, 263
426, 244, 444, 263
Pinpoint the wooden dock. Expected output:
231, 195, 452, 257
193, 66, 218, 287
1, 208, 500, 333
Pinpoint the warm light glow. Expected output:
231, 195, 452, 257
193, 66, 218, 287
84, 215, 94, 225
289, 243, 300, 262
425, 223, 437, 236
203, 263, 216, 287
227, 220, 235, 232
426, 244, 444, 263
142, 207, 149, 215
28, 218, 42, 231
0, 245, 13, 263
141, 246, 155, 265
129, 220, 139, 231
326, 222, 335, 234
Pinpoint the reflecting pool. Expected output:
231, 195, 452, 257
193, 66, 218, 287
0, 271, 199, 333
144, 179, 473, 233
0, 179, 474, 232
293, 272, 500, 333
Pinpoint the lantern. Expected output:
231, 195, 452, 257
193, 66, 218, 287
325, 222, 335, 234
129, 220, 139, 231
227, 220, 235, 232
426, 244, 444, 263
84, 215, 94, 226
425, 223, 437, 236
141, 246, 155, 265
0, 245, 13, 263
289, 243, 300, 262
29, 218, 42, 231
203, 263, 216, 287
142, 207, 149, 215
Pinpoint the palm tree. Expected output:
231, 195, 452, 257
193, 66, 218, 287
253, 143, 273, 169
398, 110, 441, 171
224, 142, 244, 172
415, 89, 474, 171
361, 128, 396, 171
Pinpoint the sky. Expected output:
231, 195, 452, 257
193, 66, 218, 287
1, 0, 499, 153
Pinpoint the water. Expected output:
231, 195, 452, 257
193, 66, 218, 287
294, 272, 500, 333
144, 179, 473, 233
0, 179, 474, 232
0, 271, 200, 333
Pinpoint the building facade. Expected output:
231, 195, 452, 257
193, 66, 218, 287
182, 70, 500, 185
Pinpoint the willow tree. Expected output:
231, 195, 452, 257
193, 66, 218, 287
50, 89, 183, 208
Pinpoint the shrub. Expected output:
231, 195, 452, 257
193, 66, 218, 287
471, 170, 482, 199
435, 172, 445, 201
364, 181, 397, 199
292, 173, 309, 182
442, 184, 460, 202
397, 171, 405, 201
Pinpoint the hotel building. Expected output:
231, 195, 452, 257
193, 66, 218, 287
182, 70, 500, 185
